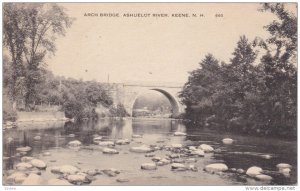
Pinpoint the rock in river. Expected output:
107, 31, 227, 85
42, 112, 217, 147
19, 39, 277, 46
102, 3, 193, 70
116, 178, 130, 183
130, 145, 152, 153
51, 165, 79, 175
188, 165, 198, 172
102, 148, 119, 154
33, 136, 41, 141
222, 138, 234, 145
22, 173, 43, 185
199, 144, 214, 153
68, 140, 82, 147
67, 173, 90, 184
174, 132, 186, 136
188, 146, 197, 151
115, 139, 130, 145
98, 141, 115, 147
6, 172, 27, 184
171, 163, 187, 171
237, 168, 245, 174
171, 143, 183, 149
204, 163, 228, 173
16, 162, 33, 171
16, 146, 32, 152
190, 149, 205, 157
30, 159, 47, 169
255, 174, 273, 182
152, 156, 162, 162
246, 166, 263, 177
141, 163, 157, 170
276, 163, 292, 177
276, 163, 292, 169
93, 136, 102, 143
102, 168, 120, 177
132, 134, 143, 138
42, 152, 51, 156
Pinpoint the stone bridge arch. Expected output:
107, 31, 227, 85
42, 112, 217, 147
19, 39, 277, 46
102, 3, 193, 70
106, 82, 185, 118
128, 88, 181, 117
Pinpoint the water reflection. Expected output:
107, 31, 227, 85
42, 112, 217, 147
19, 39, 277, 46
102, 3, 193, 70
2, 118, 297, 185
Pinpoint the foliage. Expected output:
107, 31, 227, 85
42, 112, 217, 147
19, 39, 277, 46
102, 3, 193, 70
179, 3, 297, 138
3, 3, 74, 111
109, 104, 129, 118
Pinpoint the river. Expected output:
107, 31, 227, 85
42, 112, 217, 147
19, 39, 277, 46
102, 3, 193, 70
2, 118, 297, 185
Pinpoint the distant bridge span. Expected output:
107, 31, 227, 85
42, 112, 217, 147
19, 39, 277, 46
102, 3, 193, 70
106, 82, 185, 117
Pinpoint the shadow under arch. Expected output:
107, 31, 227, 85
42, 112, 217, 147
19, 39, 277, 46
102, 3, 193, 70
130, 88, 180, 118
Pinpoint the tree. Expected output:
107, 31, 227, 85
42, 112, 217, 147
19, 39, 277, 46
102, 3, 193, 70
179, 54, 221, 123
3, 4, 28, 111
258, 3, 297, 135
3, 3, 74, 110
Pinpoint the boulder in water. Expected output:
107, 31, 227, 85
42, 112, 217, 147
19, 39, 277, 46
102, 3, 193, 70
186, 158, 197, 163
42, 152, 51, 156
102, 168, 120, 177
145, 154, 155, 157
188, 165, 198, 172
130, 146, 152, 153
188, 146, 197, 151
152, 156, 162, 162
141, 163, 157, 170
132, 134, 143, 138
171, 144, 183, 149
171, 163, 187, 171
22, 173, 43, 185
276, 163, 292, 169
204, 163, 228, 173
16, 162, 33, 171
190, 149, 205, 157
93, 136, 102, 143
237, 168, 245, 174
255, 174, 273, 181
246, 166, 263, 177
199, 144, 214, 152
116, 178, 130, 183
67, 173, 90, 184
16, 146, 32, 152
68, 140, 82, 147
102, 148, 119, 154
30, 159, 47, 170
6, 172, 27, 184
115, 139, 130, 145
174, 132, 186, 136
222, 138, 234, 145
51, 165, 79, 175
33, 136, 41, 141
98, 141, 115, 147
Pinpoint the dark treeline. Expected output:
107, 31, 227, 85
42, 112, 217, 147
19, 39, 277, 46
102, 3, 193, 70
179, 3, 297, 138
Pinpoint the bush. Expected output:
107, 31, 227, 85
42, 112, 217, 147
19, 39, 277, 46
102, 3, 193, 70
3, 108, 17, 122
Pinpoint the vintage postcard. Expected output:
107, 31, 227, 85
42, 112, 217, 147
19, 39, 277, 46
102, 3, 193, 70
2, 2, 298, 189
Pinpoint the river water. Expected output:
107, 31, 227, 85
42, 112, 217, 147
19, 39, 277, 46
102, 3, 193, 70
2, 118, 297, 185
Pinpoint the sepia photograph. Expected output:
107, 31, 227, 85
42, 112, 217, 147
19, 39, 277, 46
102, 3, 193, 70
1, 1, 298, 189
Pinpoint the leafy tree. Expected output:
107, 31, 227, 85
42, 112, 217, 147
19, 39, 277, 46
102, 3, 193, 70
3, 3, 74, 110
258, 3, 297, 135
3, 4, 27, 110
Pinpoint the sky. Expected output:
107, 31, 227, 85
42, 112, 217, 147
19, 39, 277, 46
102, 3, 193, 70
46, 3, 296, 84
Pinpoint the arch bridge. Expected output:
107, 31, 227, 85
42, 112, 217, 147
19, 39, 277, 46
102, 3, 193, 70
107, 82, 185, 117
